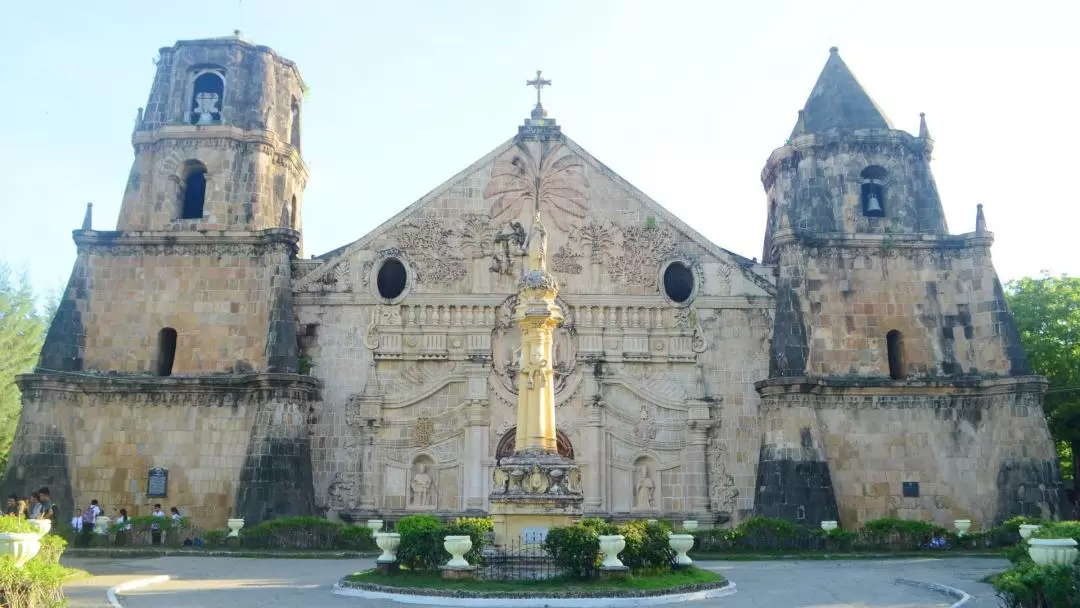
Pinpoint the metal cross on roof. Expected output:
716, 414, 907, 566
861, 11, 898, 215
526, 70, 552, 106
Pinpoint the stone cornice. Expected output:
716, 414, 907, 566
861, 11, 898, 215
293, 293, 775, 309
132, 124, 308, 179
73, 228, 300, 257
18, 371, 320, 406
754, 374, 1047, 397
772, 229, 994, 251
163, 37, 305, 89
761, 129, 931, 190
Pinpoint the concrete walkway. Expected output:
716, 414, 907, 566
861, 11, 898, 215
62, 556, 1008, 608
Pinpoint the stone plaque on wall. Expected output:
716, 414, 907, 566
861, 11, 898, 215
147, 467, 169, 498
902, 481, 919, 498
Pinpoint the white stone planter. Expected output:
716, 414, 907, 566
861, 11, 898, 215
953, 519, 971, 537
227, 518, 245, 538
375, 532, 401, 563
682, 520, 699, 532
1019, 524, 1041, 540
0, 533, 42, 568
28, 519, 52, 537
598, 534, 626, 568
443, 535, 473, 568
94, 516, 110, 535
367, 519, 384, 538
820, 520, 838, 532
669, 533, 695, 566
1027, 538, 1079, 566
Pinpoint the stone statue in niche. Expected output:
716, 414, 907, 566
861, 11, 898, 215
634, 406, 658, 441
635, 464, 655, 509
410, 463, 435, 507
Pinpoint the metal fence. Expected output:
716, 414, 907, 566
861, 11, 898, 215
477, 538, 564, 581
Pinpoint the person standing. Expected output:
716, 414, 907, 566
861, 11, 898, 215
115, 509, 131, 546
28, 493, 41, 519
150, 504, 165, 546
5, 495, 18, 516
36, 488, 55, 528
71, 508, 84, 535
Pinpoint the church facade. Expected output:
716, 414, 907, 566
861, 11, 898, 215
2, 36, 1062, 530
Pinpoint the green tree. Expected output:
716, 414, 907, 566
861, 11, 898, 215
1006, 273, 1080, 487
0, 264, 51, 472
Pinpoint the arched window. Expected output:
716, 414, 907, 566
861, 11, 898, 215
156, 328, 178, 377
860, 165, 887, 218
495, 428, 575, 460
180, 160, 207, 219
190, 71, 224, 124
290, 195, 299, 229
289, 98, 301, 150
886, 330, 906, 380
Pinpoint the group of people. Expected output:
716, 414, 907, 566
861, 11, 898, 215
4, 487, 57, 524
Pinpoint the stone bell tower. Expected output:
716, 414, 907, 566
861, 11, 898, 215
4, 35, 318, 527
753, 48, 1062, 528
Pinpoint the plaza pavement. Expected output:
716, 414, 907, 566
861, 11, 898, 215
61, 555, 1008, 608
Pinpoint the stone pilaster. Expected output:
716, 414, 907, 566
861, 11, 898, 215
685, 401, 712, 516
463, 397, 490, 511
583, 398, 605, 513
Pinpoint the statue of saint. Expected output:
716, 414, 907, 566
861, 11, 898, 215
410, 463, 434, 506
526, 211, 548, 272
635, 464, 655, 509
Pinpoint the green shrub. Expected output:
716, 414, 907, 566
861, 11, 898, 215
823, 528, 857, 551
202, 530, 228, 548
1031, 521, 1080, 544
336, 525, 377, 551
992, 558, 1080, 608
544, 524, 601, 579
0, 516, 40, 534
858, 518, 945, 550
615, 520, 673, 573
395, 515, 446, 571
35, 535, 67, 566
240, 516, 340, 550
732, 516, 807, 551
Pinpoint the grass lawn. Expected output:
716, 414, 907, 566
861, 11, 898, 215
690, 549, 1006, 561
346, 567, 724, 593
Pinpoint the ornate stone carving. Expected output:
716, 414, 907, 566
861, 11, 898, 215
634, 405, 658, 441
393, 215, 466, 285
327, 472, 361, 511
635, 464, 656, 509
707, 429, 738, 514
363, 305, 403, 350
490, 221, 526, 276
459, 213, 497, 259
412, 416, 435, 448
673, 307, 708, 354
491, 295, 577, 403
607, 225, 678, 288
550, 245, 583, 275
80, 242, 292, 258
571, 219, 616, 257
485, 140, 590, 232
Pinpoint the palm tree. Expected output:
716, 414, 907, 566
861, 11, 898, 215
485, 140, 589, 231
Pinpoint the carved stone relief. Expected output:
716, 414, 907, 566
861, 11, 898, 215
326, 472, 361, 511
485, 140, 590, 232
634, 405, 658, 442
607, 225, 678, 288
707, 428, 738, 514
412, 416, 435, 448
392, 216, 467, 286
490, 295, 578, 405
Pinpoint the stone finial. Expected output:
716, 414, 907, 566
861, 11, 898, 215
791, 110, 807, 137
81, 202, 93, 230
829, 46, 839, 54
975, 203, 987, 234
919, 112, 931, 139
135, 107, 144, 131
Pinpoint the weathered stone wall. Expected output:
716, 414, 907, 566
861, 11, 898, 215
756, 378, 1062, 527
37, 231, 299, 375
770, 235, 1028, 379
1, 374, 318, 528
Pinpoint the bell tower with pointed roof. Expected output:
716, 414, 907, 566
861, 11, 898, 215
753, 48, 1062, 528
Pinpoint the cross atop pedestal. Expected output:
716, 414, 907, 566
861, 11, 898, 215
526, 70, 552, 119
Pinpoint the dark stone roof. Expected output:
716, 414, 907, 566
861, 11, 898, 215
791, 47, 892, 138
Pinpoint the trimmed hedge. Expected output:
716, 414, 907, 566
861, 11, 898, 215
544, 519, 674, 579
394, 515, 494, 571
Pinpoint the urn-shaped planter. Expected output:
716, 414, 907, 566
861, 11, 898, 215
953, 519, 972, 537
0, 533, 42, 568
227, 518, 245, 538
682, 521, 699, 533
669, 533, 695, 566
28, 519, 52, 537
367, 519, 384, 538
375, 532, 401, 563
94, 516, 110, 535
1027, 538, 1079, 566
598, 534, 626, 568
820, 521, 838, 532
443, 535, 473, 568
1019, 524, 1041, 540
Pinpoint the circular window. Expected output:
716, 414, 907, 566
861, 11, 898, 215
663, 262, 694, 304
376, 258, 407, 300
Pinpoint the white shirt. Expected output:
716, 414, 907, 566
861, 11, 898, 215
70, 516, 83, 531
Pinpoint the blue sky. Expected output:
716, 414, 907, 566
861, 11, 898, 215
1, 0, 1077, 296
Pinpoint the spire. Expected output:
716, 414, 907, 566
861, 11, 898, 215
790, 46, 893, 138
81, 202, 93, 230
975, 203, 987, 234
919, 112, 931, 139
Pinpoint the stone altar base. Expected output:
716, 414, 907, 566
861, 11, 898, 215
489, 451, 584, 546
